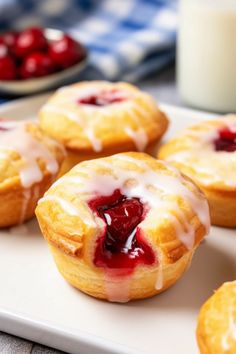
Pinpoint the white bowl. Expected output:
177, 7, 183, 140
0, 28, 88, 95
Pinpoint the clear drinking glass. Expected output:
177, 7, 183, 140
177, 0, 236, 112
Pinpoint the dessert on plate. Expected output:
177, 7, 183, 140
158, 115, 236, 227
0, 119, 65, 227
39, 80, 169, 174
36, 152, 209, 302
197, 281, 236, 354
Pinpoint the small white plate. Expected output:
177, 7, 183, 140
0, 95, 234, 354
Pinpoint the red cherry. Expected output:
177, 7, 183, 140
2, 31, 19, 53
15, 27, 47, 58
214, 127, 236, 152
219, 127, 236, 140
78, 90, 126, 106
20, 52, 55, 79
0, 38, 9, 59
0, 56, 17, 80
103, 198, 143, 245
49, 34, 84, 68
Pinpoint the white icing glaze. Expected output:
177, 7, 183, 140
160, 209, 195, 250
41, 104, 102, 152
51, 155, 209, 251
38, 195, 79, 216
19, 188, 31, 224
58, 86, 108, 100
57, 83, 129, 105
124, 228, 137, 251
125, 127, 148, 151
46, 154, 209, 301
104, 272, 130, 303
97, 156, 210, 237
42, 85, 154, 154
122, 103, 149, 151
38, 193, 97, 228
84, 128, 102, 152
42, 104, 82, 123
0, 121, 59, 188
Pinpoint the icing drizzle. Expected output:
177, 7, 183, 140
0, 120, 61, 225
46, 155, 209, 247
164, 118, 236, 187
0, 121, 59, 188
39, 154, 209, 302
41, 84, 154, 153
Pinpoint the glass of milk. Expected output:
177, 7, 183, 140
177, 0, 236, 112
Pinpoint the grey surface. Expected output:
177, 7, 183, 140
0, 332, 65, 354
0, 65, 182, 354
139, 66, 182, 106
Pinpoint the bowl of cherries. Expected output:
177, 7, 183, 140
0, 27, 87, 95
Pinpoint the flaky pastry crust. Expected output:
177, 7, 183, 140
197, 281, 236, 354
39, 81, 169, 174
36, 152, 209, 302
158, 116, 236, 227
0, 121, 65, 227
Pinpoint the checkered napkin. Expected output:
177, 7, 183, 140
0, 0, 177, 83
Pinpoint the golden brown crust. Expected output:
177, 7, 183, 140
0, 121, 65, 227
0, 122, 64, 183
39, 80, 169, 154
59, 139, 164, 176
197, 281, 236, 354
36, 152, 209, 301
0, 172, 55, 227
202, 188, 236, 228
49, 243, 194, 301
158, 116, 236, 227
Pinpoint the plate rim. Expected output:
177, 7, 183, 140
0, 94, 220, 354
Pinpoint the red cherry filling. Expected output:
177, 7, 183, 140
214, 127, 236, 152
89, 189, 155, 273
78, 90, 126, 106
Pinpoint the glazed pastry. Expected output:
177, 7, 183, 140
158, 115, 236, 227
0, 119, 65, 227
197, 281, 236, 354
36, 152, 209, 302
39, 81, 169, 174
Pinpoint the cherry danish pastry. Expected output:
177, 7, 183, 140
0, 120, 64, 227
36, 152, 209, 302
39, 81, 169, 175
197, 281, 236, 354
158, 115, 236, 227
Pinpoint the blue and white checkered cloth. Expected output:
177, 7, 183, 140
0, 0, 177, 83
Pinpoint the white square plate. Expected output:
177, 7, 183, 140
0, 95, 235, 354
